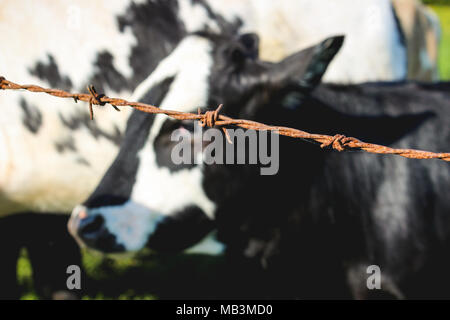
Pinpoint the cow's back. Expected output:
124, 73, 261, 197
312, 83, 450, 290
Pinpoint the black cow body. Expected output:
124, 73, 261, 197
210, 81, 450, 298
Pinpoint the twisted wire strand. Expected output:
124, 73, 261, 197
0, 76, 448, 162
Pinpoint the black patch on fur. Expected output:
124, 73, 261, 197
147, 205, 215, 252
116, 0, 186, 89
146, 75, 197, 172
190, 0, 243, 35
19, 98, 43, 134
89, 51, 130, 93
76, 157, 91, 167
29, 54, 73, 90
153, 118, 198, 172
54, 136, 77, 153
140, 76, 175, 105
58, 111, 122, 146
113, 0, 241, 92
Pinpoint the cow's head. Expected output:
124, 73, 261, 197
68, 32, 344, 253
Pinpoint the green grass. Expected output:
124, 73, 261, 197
428, 5, 450, 79
18, 248, 229, 300
17, 249, 38, 300
424, 0, 449, 6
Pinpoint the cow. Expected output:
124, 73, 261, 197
68, 30, 450, 298
0, 0, 419, 299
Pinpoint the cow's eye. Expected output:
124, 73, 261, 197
160, 119, 195, 135
177, 120, 195, 132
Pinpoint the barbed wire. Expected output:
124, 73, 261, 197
0, 76, 449, 162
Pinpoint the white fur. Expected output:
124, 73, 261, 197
0, 1, 136, 92
90, 202, 163, 251
0, 1, 136, 216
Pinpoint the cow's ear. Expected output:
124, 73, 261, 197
269, 35, 344, 91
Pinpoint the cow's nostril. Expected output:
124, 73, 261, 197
79, 215, 105, 236
78, 209, 88, 220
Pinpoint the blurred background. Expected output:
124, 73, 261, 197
14, 0, 450, 300
426, 0, 450, 79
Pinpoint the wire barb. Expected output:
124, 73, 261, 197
87, 85, 106, 120
198, 104, 232, 144
320, 134, 360, 152
0, 76, 448, 162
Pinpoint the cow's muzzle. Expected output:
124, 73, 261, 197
68, 205, 125, 253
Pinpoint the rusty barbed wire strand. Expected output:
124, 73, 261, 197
0, 76, 449, 162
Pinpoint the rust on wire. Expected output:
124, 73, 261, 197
0, 76, 449, 162
198, 104, 232, 143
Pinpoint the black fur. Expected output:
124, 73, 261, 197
19, 98, 43, 134
28, 54, 73, 91
147, 205, 215, 252
190, 0, 243, 35
89, 51, 130, 93
197, 35, 449, 298
58, 111, 122, 147
54, 136, 77, 154
209, 81, 449, 298
153, 118, 198, 172
116, 0, 186, 90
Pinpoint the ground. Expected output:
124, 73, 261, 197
18, 248, 228, 299
16, 2, 450, 300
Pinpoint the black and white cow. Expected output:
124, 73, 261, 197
0, 0, 415, 299
69, 31, 450, 298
